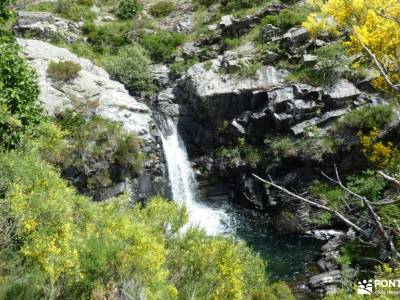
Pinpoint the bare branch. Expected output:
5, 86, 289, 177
376, 10, 400, 24
378, 171, 400, 186
352, 28, 400, 92
252, 173, 370, 238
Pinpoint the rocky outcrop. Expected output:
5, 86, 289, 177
14, 12, 81, 43
17, 38, 166, 201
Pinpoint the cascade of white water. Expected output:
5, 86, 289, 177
160, 118, 229, 235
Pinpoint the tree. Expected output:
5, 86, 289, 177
303, 0, 400, 92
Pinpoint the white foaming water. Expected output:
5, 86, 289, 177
160, 118, 229, 235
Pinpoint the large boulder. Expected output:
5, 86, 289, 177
17, 39, 166, 200
181, 59, 285, 121
14, 12, 81, 43
17, 38, 153, 140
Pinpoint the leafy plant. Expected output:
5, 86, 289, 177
346, 170, 387, 201
115, 0, 142, 19
47, 60, 82, 81
0, 42, 43, 149
140, 31, 186, 63
261, 5, 312, 31
336, 104, 394, 132
149, 1, 175, 18
106, 43, 154, 94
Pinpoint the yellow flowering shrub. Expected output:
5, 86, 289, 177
359, 127, 396, 168
0, 141, 292, 299
303, 0, 400, 92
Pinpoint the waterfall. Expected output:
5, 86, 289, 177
159, 118, 229, 235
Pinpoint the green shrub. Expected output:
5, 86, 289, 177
336, 104, 394, 132
106, 43, 154, 93
261, 5, 312, 31
0, 147, 294, 299
0, 42, 43, 149
54, 0, 95, 21
84, 20, 133, 54
0, 0, 14, 23
149, 1, 175, 17
311, 182, 344, 210
47, 60, 82, 81
115, 0, 142, 19
346, 170, 387, 201
140, 31, 186, 63
221, 0, 263, 12
216, 138, 262, 168
55, 113, 143, 198
310, 42, 355, 85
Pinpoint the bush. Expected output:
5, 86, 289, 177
310, 42, 355, 85
336, 104, 394, 132
140, 31, 186, 63
221, 0, 263, 12
149, 1, 175, 17
106, 43, 154, 93
216, 138, 262, 168
55, 113, 143, 199
83, 20, 133, 54
0, 0, 14, 23
261, 5, 312, 31
0, 147, 294, 299
47, 60, 82, 81
346, 170, 387, 201
54, 0, 95, 21
0, 42, 43, 149
115, 0, 142, 19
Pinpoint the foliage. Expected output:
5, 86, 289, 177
346, 170, 387, 201
54, 0, 95, 21
261, 5, 312, 31
359, 128, 396, 168
0, 42, 43, 149
115, 0, 142, 19
336, 104, 394, 132
236, 60, 263, 78
149, 1, 176, 18
221, 0, 264, 12
83, 20, 134, 54
0, 146, 292, 299
106, 43, 154, 93
303, 0, 400, 92
140, 31, 186, 63
311, 42, 355, 85
216, 138, 262, 168
311, 182, 344, 210
55, 113, 144, 199
0, 0, 15, 23
47, 60, 82, 82
268, 134, 339, 162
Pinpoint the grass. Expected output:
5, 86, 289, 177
149, 1, 176, 18
47, 61, 81, 81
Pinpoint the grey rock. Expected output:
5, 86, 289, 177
150, 64, 170, 87
155, 88, 180, 118
307, 229, 345, 240
309, 270, 342, 288
262, 50, 280, 64
324, 79, 361, 103
14, 11, 81, 43
283, 27, 309, 45
17, 38, 153, 141
302, 54, 318, 66
220, 15, 234, 28
182, 60, 285, 120
261, 24, 280, 41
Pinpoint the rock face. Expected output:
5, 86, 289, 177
17, 38, 166, 200
18, 38, 152, 140
14, 12, 81, 43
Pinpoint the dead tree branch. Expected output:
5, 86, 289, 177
252, 173, 369, 238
